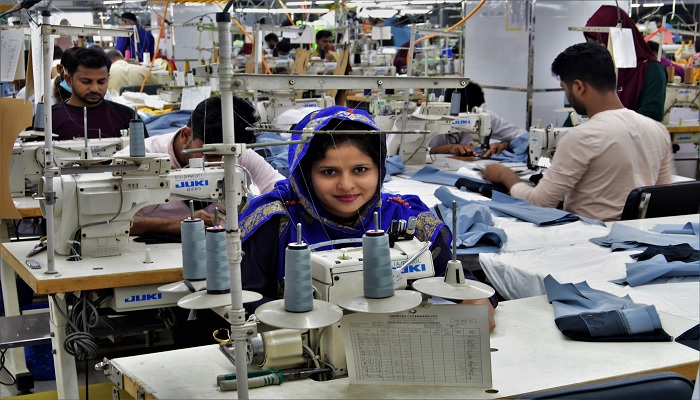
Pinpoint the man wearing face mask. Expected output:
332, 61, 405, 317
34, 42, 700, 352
52, 46, 138, 140
114, 96, 284, 235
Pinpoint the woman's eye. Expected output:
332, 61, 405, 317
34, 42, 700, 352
321, 169, 336, 176
354, 167, 368, 173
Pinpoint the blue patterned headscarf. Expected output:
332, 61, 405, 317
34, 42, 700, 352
239, 106, 447, 281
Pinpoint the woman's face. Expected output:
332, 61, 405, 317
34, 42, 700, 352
310, 142, 379, 222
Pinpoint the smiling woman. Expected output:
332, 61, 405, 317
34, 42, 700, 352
238, 106, 497, 326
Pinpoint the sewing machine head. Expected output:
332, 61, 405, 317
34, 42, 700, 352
258, 95, 335, 125
663, 84, 700, 125
528, 124, 570, 169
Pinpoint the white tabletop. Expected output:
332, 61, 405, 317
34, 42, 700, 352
480, 214, 700, 321
107, 296, 699, 400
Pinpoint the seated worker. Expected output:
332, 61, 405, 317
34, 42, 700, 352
584, 5, 665, 122
105, 49, 158, 94
482, 43, 675, 221
52, 46, 141, 140
115, 96, 285, 234
432, 82, 527, 158
115, 12, 155, 63
240, 106, 497, 330
265, 32, 279, 57
311, 30, 337, 62
276, 38, 293, 59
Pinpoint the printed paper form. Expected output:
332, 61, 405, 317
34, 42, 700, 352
180, 86, 211, 111
341, 303, 492, 387
0, 29, 25, 81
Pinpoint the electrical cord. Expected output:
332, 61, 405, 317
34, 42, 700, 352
49, 293, 99, 362
0, 349, 17, 386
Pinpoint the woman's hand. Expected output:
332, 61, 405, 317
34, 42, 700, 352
461, 298, 496, 331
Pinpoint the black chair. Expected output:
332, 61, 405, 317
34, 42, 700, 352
120, 84, 161, 96
516, 372, 695, 400
621, 181, 700, 220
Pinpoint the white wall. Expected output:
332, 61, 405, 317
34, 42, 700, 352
463, 0, 629, 129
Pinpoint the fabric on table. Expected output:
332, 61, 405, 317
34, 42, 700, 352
434, 186, 507, 253
590, 223, 700, 251
611, 254, 700, 287
143, 110, 192, 137
488, 191, 605, 227
651, 222, 700, 236
675, 324, 699, 351
455, 177, 507, 199
544, 275, 672, 342
411, 165, 469, 186
632, 243, 700, 262
384, 154, 406, 182
488, 132, 529, 163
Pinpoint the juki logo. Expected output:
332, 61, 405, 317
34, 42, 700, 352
175, 179, 209, 188
402, 263, 427, 274
451, 119, 469, 125
125, 293, 162, 302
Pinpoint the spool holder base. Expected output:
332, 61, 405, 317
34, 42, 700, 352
412, 277, 495, 301
255, 299, 343, 330
337, 290, 422, 314
178, 290, 263, 309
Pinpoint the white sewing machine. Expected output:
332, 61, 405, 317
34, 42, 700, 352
389, 102, 493, 164
257, 95, 335, 125
10, 137, 129, 197
310, 235, 435, 376
528, 124, 570, 169
663, 83, 700, 125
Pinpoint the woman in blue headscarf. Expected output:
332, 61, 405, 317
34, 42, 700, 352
239, 106, 496, 328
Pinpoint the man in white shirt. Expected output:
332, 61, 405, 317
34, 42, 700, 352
115, 96, 284, 234
482, 42, 675, 221
429, 83, 527, 157
106, 49, 158, 94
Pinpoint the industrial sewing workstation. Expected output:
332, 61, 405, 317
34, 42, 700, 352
0, 1, 699, 399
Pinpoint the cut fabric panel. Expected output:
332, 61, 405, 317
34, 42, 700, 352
384, 154, 406, 182
611, 254, 700, 287
590, 223, 700, 251
488, 132, 529, 163
434, 186, 507, 253
632, 243, 700, 263
488, 191, 604, 226
411, 165, 472, 186
651, 222, 700, 236
544, 275, 671, 342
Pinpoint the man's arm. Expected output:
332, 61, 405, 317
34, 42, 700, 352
430, 143, 476, 156
130, 210, 214, 236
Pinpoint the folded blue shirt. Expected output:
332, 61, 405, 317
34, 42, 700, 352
434, 186, 507, 253
591, 223, 700, 251
611, 254, 700, 287
544, 275, 671, 341
488, 191, 604, 226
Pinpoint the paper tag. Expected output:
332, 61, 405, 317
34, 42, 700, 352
392, 269, 407, 289
609, 27, 637, 68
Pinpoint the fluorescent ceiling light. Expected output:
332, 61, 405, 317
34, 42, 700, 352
236, 8, 330, 14
630, 3, 641, 7
642, 2, 664, 6
402, 8, 431, 14
316, 0, 336, 3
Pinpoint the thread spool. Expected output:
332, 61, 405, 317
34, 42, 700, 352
34, 102, 45, 131
205, 227, 230, 294
284, 243, 312, 312
362, 230, 394, 299
181, 219, 206, 281
129, 119, 146, 157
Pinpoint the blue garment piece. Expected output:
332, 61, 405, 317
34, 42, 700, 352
611, 254, 700, 287
434, 186, 507, 253
255, 131, 291, 177
143, 110, 192, 137
489, 191, 605, 226
384, 154, 406, 181
412, 165, 490, 186
590, 223, 700, 251
544, 275, 670, 341
651, 222, 700, 236
488, 132, 529, 163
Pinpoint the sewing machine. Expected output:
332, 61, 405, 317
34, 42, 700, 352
10, 137, 129, 197
310, 234, 435, 376
390, 102, 493, 164
663, 83, 700, 125
257, 95, 335, 125
528, 124, 570, 169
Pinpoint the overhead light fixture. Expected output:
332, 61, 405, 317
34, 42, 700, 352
642, 2, 664, 6
402, 8, 431, 14
236, 8, 330, 14
630, 3, 641, 7
285, 1, 312, 5
315, 0, 336, 3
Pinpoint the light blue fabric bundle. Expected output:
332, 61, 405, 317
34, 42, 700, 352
651, 222, 700, 236
590, 223, 700, 251
611, 254, 700, 287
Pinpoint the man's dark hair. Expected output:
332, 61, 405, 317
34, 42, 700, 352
189, 96, 258, 145
265, 33, 279, 43
53, 45, 63, 61
276, 39, 291, 54
316, 30, 332, 41
445, 82, 486, 113
647, 40, 660, 55
62, 47, 111, 75
121, 12, 137, 23
551, 42, 616, 92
